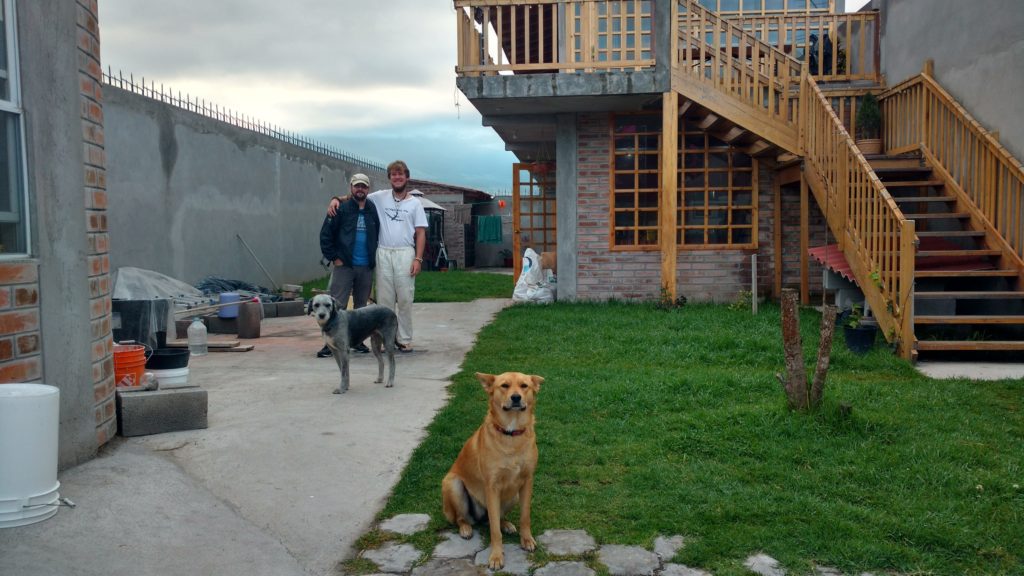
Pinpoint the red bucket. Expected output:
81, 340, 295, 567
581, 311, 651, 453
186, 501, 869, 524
113, 344, 149, 388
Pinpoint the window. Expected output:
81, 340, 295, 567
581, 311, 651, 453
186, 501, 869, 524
678, 123, 757, 248
0, 0, 26, 255
611, 114, 661, 248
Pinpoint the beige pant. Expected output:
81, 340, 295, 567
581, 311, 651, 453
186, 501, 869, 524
375, 246, 416, 345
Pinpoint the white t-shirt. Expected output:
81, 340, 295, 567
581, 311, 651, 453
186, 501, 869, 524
368, 189, 429, 248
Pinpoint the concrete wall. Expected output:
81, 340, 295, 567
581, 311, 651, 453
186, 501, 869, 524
869, 0, 1024, 160
2, 0, 116, 468
104, 87, 386, 290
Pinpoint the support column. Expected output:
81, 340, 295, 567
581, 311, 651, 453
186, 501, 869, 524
660, 92, 679, 300
556, 113, 578, 300
800, 172, 810, 304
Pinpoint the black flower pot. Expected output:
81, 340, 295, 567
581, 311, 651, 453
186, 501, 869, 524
843, 324, 878, 354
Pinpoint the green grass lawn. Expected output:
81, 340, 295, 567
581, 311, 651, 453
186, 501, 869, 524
302, 270, 512, 302
365, 301, 1023, 576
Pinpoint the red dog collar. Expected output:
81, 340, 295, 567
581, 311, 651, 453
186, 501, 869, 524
494, 423, 526, 436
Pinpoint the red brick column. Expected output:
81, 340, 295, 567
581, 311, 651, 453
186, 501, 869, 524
78, 0, 116, 445
0, 264, 42, 381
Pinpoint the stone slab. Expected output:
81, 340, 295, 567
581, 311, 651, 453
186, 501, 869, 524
662, 564, 712, 576
598, 545, 660, 576
534, 561, 595, 576
744, 553, 786, 576
363, 542, 422, 573
380, 513, 431, 535
434, 531, 484, 558
473, 544, 530, 575
412, 558, 488, 576
116, 387, 208, 437
653, 535, 685, 561
537, 529, 597, 556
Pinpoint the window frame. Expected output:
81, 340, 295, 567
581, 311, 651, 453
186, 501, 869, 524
0, 0, 28, 258
609, 112, 662, 251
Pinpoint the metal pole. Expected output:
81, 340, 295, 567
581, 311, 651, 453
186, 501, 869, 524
236, 234, 280, 291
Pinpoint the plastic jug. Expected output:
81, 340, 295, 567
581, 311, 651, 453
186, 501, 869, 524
187, 317, 208, 356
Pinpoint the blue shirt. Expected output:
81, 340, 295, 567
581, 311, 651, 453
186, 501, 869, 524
352, 210, 369, 266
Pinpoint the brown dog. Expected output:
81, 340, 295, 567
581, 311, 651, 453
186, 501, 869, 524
441, 371, 544, 569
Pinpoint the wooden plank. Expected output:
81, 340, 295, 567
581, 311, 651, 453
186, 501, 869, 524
660, 91, 679, 300
915, 269, 1016, 278
915, 315, 1024, 325
915, 291, 1024, 299
917, 341, 1024, 351
917, 249, 1000, 258
892, 196, 955, 203
167, 340, 241, 349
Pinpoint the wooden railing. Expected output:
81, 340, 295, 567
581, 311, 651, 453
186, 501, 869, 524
675, 0, 803, 149
715, 12, 881, 83
881, 71, 1024, 261
454, 0, 655, 76
801, 74, 916, 358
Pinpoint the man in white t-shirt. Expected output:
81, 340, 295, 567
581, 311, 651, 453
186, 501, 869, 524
329, 160, 427, 352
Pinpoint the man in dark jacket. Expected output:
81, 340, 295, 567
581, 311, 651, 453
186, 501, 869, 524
316, 173, 381, 357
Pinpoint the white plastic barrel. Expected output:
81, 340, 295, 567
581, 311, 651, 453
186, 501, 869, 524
0, 384, 61, 528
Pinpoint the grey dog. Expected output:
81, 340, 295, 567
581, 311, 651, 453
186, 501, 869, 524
309, 294, 398, 393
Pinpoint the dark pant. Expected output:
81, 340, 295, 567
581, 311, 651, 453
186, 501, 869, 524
328, 265, 373, 310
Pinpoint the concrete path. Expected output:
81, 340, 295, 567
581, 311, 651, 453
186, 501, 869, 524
0, 299, 510, 576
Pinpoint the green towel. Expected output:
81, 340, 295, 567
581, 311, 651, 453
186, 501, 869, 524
476, 215, 503, 243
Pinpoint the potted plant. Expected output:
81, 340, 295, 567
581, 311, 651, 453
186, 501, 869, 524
855, 93, 883, 155
499, 249, 513, 268
843, 304, 878, 354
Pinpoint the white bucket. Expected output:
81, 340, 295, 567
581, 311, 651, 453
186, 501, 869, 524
0, 384, 60, 528
151, 367, 191, 389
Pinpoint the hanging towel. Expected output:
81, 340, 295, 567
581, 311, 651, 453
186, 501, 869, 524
476, 215, 504, 243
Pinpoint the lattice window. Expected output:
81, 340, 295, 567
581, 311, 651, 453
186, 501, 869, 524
611, 113, 660, 248
699, 0, 834, 16
677, 123, 758, 248
573, 1, 652, 67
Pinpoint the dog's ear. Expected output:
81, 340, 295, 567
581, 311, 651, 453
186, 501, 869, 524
529, 375, 544, 392
331, 297, 343, 312
306, 299, 313, 316
475, 372, 496, 390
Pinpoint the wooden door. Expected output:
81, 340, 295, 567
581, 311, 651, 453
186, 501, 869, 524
512, 163, 557, 280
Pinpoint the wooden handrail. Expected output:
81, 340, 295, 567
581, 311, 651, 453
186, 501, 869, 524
716, 12, 881, 84
454, 0, 655, 76
801, 73, 916, 358
881, 71, 1024, 262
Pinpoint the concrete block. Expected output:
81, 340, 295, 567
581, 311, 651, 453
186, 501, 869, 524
276, 299, 306, 317
116, 387, 208, 437
205, 315, 237, 334
262, 302, 278, 318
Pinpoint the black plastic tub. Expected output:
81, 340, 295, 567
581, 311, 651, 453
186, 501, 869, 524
145, 348, 190, 370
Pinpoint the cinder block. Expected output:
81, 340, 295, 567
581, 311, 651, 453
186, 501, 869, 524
276, 299, 306, 317
117, 387, 208, 437
205, 315, 237, 334
262, 302, 278, 318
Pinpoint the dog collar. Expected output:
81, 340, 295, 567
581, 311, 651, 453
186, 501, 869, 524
494, 423, 526, 437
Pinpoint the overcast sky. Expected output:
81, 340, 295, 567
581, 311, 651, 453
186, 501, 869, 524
100, 0, 873, 195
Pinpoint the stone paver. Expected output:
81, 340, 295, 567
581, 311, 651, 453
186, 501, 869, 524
538, 529, 598, 556
744, 553, 786, 576
598, 544, 660, 576
363, 542, 423, 573
662, 564, 712, 576
380, 513, 432, 535
534, 561, 596, 576
473, 543, 531, 575
369, 518, 893, 576
653, 535, 685, 560
411, 558, 487, 576
433, 531, 485, 559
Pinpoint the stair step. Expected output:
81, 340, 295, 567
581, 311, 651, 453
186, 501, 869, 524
917, 249, 1001, 258
915, 291, 1024, 299
917, 340, 1024, 352
873, 166, 934, 176
883, 180, 944, 188
915, 269, 1016, 278
917, 230, 985, 238
916, 315, 1024, 325
904, 212, 971, 219
893, 195, 955, 203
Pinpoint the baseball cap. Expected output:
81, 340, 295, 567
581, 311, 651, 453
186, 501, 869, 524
350, 173, 370, 187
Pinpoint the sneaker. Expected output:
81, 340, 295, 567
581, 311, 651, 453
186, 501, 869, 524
316, 345, 332, 358
395, 342, 414, 354
352, 342, 370, 354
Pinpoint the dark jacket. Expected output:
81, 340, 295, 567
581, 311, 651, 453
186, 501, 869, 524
319, 198, 380, 269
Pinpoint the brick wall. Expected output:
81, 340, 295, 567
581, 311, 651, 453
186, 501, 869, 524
79, 0, 116, 445
0, 263, 42, 381
779, 182, 827, 298
574, 113, 818, 303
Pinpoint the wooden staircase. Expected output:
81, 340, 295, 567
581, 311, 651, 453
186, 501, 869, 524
871, 154, 1024, 355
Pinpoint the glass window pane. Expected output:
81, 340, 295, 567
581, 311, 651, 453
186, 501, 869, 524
684, 172, 705, 188
637, 153, 659, 170
684, 210, 704, 225
708, 153, 729, 168
720, 0, 740, 11
733, 228, 753, 244
0, 111, 26, 254
638, 192, 658, 207
732, 153, 753, 167
708, 209, 728, 225
615, 230, 635, 245
683, 153, 704, 169
615, 211, 635, 227
733, 210, 753, 225
684, 191, 705, 207
638, 211, 658, 226
684, 229, 704, 244
708, 189, 729, 206
615, 137, 635, 150
637, 173, 658, 189
638, 135, 659, 150
743, 0, 763, 10
615, 154, 635, 170
708, 171, 729, 188
614, 174, 634, 190
0, 3, 8, 102
614, 193, 635, 208
733, 171, 753, 187
639, 229, 658, 245
708, 229, 728, 244
733, 190, 753, 205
